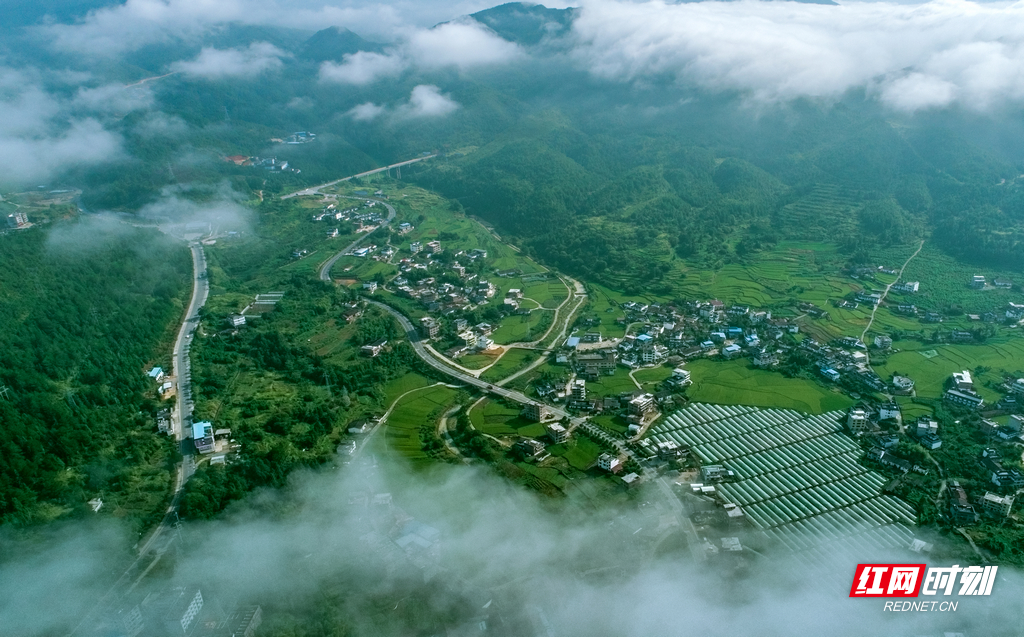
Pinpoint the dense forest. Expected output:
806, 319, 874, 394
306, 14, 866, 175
0, 224, 191, 527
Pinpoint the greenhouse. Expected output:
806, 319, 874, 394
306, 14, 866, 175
649, 403, 918, 552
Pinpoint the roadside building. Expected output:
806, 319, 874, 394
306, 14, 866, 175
952, 370, 974, 391
945, 388, 984, 409
523, 402, 552, 422
361, 340, 387, 357
546, 423, 569, 444
419, 317, 440, 339
877, 402, 901, 423
192, 421, 215, 454
949, 484, 977, 525
628, 393, 656, 417
514, 438, 546, 458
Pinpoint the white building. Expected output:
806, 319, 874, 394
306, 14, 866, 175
952, 370, 973, 391
982, 492, 1013, 518
598, 453, 622, 472
847, 409, 869, 434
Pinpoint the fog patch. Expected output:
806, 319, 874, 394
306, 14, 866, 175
139, 182, 254, 236
170, 42, 288, 79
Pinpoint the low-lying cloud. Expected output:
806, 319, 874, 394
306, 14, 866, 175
569, 0, 1024, 112
170, 42, 288, 79
3, 455, 1020, 637
0, 69, 121, 185
41, 0, 504, 56
320, 51, 405, 85
319, 19, 524, 86
346, 84, 460, 121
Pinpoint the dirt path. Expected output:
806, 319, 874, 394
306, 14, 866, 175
860, 240, 925, 349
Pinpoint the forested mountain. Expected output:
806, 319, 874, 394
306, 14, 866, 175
0, 225, 191, 527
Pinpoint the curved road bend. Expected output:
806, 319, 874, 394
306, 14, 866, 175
319, 198, 396, 282
365, 299, 584, 427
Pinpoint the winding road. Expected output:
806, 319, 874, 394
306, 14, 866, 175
366, 299, 584, 427
319, 197, 396, 282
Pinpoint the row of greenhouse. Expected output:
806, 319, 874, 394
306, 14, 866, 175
740, 471, 889, 527
772, 520, 917, 556
654, 411, 844, 448
725, 435, 861, 479
716, 452, 871, 506
650, 404, 919, 554
763, 501, 917, 552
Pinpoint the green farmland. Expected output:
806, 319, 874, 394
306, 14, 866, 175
469, 398, 547, 438
380, 384, 460, 462
685, 359, 854, 414
873, 338, 1024, 403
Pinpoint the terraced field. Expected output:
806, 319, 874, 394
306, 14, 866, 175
775, 184, 861, 240
648, 403, 917, 553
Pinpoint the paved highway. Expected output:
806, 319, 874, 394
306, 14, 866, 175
319, 197, 396, 282
281, 154, 436, 200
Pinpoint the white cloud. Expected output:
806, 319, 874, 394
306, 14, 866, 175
319, 51, 405, 85
319, 21, 524, 86
399, 84, 460, 118
569, 0, 1024, 111
405, 19, 524, 70
73, 84, 154, 114
0, 70, 121, 184
40, 0, 503, 56
170, 42, 287, 79
346, 85, 459, 122
0, 119, 121, 185
346, 101, 386, 121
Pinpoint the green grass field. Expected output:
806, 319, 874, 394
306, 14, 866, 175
480, 348, 538, 382
468, 398, 546, 438
489, 310, 552, 344
873, 338, 1024, 403
633, 366, 674, 390
548, 437, 603, 470
381, 384, 459, 461
381, 373, 435, 405
585, 366, 639, 397
684, 359, 854, 414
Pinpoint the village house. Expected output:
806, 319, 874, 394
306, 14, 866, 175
360, 340, 387, 357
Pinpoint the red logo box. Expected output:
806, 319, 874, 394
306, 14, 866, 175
850, 564, 926, 597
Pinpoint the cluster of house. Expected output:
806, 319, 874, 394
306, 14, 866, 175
798, 337, 886, 391
115, 584, 261, 637
282, 131, 316, 144
948, 481, 1015, 524
526, 375, 663, 425
188, 420, 233, 459
561, 299, 795, 373
313, 200, 384, 238
5, 212, 28, 229
224, 155, 296, 172
148, 366, 174, 399
979, 446, 1024, 490
945, 369, 986, 410
969, 275, 1014, 290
